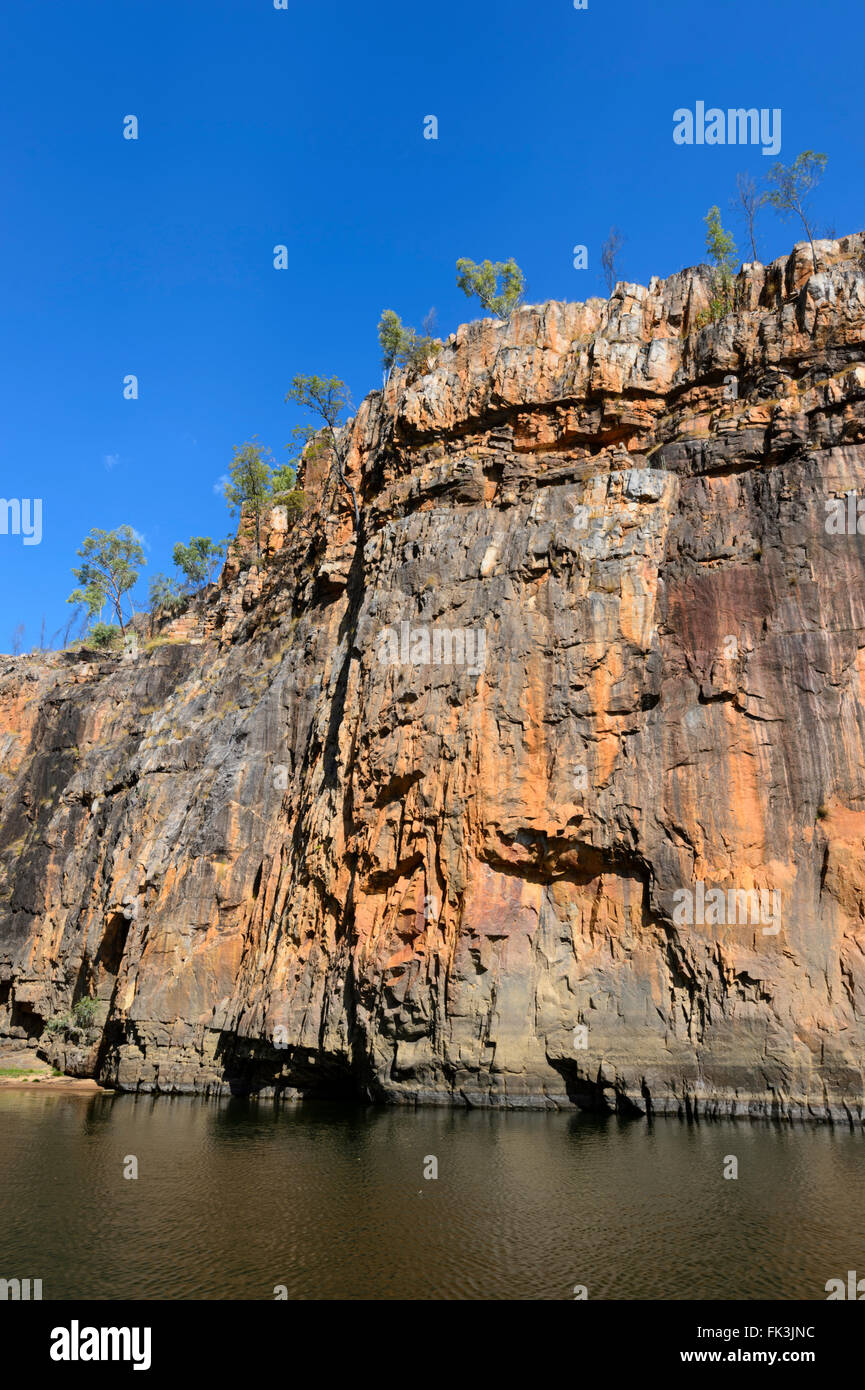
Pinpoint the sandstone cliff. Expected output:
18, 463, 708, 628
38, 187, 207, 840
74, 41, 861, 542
3, 234, 865, 1121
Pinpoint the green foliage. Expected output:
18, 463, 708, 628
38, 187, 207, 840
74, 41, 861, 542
88, 622, 121, 648
72, 998, 99, 1028
224, 439, 273, 513
280, 489, 307, 523
44, 1014, 71, 1035
765, 150, 827, 270
377, 310, 442, 378
285, 375, 359, 528
224, 438, 274, 559
67, 525, 145, 634
409, 336, 441, 370
765, 151, 827, 215
285, 375, 351, 436
378, 310, 406, 374
701, 206, 738, 322
270, 463, 298, 496
704, 205, 738, 284
148, 573, 185, 619
455, 256, 525, 319
271, 462, 307, 524
304, 436, 331, 461
172, 536, 226, 589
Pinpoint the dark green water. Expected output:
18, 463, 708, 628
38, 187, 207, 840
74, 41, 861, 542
0, 1090, 860, 1300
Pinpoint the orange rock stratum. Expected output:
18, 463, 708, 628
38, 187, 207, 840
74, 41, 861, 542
3, 235, 865, 1120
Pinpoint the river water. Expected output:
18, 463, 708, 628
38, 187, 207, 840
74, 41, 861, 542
0, 1090, 859, 1300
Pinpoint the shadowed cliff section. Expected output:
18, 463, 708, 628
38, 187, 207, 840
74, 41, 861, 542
2, 233, 865, 1121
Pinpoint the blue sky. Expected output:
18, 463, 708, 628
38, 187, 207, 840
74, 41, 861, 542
1, 0, 861, 650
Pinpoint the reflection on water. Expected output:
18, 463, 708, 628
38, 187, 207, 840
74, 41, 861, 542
0, 1090, 858, 1300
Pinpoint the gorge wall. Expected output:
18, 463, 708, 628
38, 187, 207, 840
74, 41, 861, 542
3, 234, 865, 1121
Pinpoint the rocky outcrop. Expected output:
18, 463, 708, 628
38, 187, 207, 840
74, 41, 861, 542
3, 234, 865, 1121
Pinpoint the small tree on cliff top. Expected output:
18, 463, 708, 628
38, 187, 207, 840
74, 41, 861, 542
223, 439, 273, 561
456, 257, 525, 320
67, 525, 145, 635
703, 205, 738, 319
378, 310, 441, 383
378, 310, 406, 381
148, 573, 184, 633
172, 536, 226, 590
765, 150, 827, 273
285, 374, 359, 530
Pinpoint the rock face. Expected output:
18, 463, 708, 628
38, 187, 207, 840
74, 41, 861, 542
3, 235, 865, 1121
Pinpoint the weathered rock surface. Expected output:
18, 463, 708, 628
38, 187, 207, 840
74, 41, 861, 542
3, 235, 865, 1121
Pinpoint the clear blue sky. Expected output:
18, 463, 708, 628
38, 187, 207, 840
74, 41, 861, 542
1, 0, 861, 650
